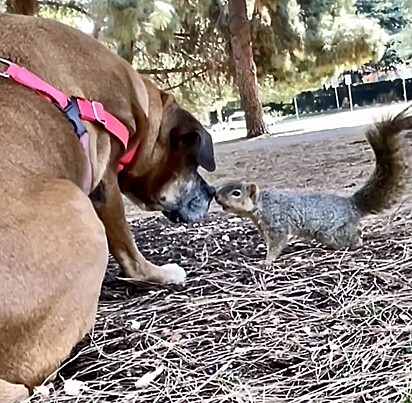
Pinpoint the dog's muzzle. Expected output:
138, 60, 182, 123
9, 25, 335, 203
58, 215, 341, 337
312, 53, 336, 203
162, 181, 215, 224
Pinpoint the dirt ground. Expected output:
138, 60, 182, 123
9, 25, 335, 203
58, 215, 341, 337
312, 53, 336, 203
206, 125, 373, 193
31, 123, 412, 402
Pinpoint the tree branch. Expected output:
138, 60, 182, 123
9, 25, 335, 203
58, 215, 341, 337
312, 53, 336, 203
163, 68, 209, 91
137, 66, 206, 75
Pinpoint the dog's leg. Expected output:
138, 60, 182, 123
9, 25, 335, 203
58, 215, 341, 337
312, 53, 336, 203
92, 178, 186, 285
0, 380, 29, 403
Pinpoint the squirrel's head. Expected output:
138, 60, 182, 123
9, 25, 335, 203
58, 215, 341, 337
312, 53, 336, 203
214, 181, 260, 214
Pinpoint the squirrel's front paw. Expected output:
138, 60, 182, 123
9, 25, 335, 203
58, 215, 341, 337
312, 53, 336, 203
264, 251, 280, 265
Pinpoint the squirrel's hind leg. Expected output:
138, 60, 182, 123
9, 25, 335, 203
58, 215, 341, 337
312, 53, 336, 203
315, 223, 363, 250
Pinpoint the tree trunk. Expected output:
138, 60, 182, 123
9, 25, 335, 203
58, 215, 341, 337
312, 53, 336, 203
92, 21, 103, 40
228, 0, 268, 138
117, 40, 135, 64
6, 0, 13, 12
7, 0, 38, 15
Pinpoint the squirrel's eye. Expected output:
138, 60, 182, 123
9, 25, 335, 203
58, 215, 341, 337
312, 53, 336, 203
232, 190, 241, 198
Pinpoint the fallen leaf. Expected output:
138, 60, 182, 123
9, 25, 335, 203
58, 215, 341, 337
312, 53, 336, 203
129, 320, 141, 331
33, 384, 52, 397
64, 379, 87, 396
135, 365, 165, 389
170, 331, 183, 342
125, 392, 137, 400
302, 326, 312, 336
400, 313, 410, 322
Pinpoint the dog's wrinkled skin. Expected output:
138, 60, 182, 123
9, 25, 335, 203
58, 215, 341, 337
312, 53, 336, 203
118, 92, 216, 223
0, 14, 215, 402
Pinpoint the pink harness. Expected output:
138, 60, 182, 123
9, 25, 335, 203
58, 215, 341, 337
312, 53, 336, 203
0, 57, 139, 194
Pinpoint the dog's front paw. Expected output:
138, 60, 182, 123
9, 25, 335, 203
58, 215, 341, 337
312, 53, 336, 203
160, 263, 187, 285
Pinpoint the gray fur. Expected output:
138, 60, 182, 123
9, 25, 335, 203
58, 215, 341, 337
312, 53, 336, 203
215, 104, 412, 264
252, 189, 363, 263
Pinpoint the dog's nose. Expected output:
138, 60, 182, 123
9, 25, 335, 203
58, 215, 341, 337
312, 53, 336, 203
200, 180, 215, 197
206, 184, 216, 197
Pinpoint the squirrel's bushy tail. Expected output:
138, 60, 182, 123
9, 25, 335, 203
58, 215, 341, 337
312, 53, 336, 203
351, 104, 411, 216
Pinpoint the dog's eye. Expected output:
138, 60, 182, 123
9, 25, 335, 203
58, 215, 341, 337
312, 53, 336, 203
231, 190, 241, 198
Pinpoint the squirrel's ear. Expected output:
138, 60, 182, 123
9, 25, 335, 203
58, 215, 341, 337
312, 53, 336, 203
248, 183, 259, 203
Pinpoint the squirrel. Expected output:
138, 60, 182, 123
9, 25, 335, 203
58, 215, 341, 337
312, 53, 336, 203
215, 105, 412, 264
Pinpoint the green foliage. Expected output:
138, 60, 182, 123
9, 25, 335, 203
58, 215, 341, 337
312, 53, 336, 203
117, 0, 387, 106
1, 0, 391, 110
355, 0, 411, 34
355, 0, 412, 66
95, 0, 181, 51
38, 3, 83, 25
250, 0, 386, 101
392, 25, 412, 62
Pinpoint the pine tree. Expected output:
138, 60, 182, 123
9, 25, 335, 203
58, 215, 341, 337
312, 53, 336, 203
1, 0, 389, 132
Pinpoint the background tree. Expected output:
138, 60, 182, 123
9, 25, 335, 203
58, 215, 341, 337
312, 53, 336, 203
6, 0, 37, 14
356, 0, 412, 67
228, 0, 268, 137
1, 0, 390, 131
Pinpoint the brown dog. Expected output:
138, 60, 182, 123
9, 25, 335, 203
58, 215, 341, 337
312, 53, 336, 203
0, 13, 216, 401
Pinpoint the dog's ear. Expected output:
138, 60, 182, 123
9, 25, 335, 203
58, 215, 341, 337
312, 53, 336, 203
247, 183, 259, 203
168, 107, 216, 172
197, 124, 216, 172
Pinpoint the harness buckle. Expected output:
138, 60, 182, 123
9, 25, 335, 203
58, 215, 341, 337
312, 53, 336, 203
62, 96, 87, 138
0, 57, 11, 78
91, 101, 106, 125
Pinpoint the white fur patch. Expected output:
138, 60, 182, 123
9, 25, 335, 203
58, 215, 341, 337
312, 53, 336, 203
160, 263, 187, 284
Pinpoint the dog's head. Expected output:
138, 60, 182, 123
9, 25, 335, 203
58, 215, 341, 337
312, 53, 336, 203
118, 78, 216, 224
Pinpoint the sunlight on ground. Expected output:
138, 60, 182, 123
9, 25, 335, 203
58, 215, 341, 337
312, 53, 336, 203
211, 102, 410, 144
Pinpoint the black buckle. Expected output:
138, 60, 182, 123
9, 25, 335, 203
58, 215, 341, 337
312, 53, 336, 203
61, 96, 87, 138
0, 57, 11, 78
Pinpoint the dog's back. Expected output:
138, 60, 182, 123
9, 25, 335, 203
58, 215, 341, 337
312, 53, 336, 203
0, 13, 138, 190
0, 14, 91, 186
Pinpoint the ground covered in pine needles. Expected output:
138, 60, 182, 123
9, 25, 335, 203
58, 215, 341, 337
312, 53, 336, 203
30, 123, 412, 402
30, 212, 412, 403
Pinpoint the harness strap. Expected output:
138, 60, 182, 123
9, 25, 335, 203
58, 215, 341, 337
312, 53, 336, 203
76, 99, 129, 150
118, 145, 140, 171
76, 98, 140, 171
0, 58, 137, 175
5, 63, 69, 109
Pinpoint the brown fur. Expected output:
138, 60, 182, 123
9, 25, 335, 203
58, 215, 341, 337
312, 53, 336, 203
0, 13, 215, 400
